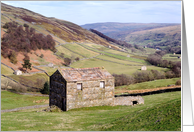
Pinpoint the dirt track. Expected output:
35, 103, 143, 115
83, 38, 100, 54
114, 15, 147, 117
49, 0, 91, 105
1, 104, 49, 113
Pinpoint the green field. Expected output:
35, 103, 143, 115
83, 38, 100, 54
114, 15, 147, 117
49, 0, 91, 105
1, 64, 14, 75
162, 54, 181, 62
84, 43, 131, 56
71, 58, 168, 75
56, 45, 84, 59
115, 77, 181, 92
1, 91, 49, 110
63, 43, 99, 58
96, 55, 144, 65
7, 73, 49, 88
36, 67, 58, 76
80, 44, 148, 64
1, 91, 181, 131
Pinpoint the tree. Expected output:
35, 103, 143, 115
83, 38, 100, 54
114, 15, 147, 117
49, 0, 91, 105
41, 82, 49, 94
22, 59, 32, 73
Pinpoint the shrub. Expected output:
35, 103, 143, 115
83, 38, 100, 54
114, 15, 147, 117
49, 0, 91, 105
23, 23, 29, 27
64, 58, 71, 66
112, 74, 135, 86
175, 79, 181, 85
9, 51, 18, 64
11, 84, 27, 93
75, 57, 80, 61
41, 82, 49, 94
40, 54, 44, 58
133, 71, 154, 83
165, 71, 175, 79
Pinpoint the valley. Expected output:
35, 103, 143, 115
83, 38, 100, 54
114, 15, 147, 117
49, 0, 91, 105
1, 2, 181, 131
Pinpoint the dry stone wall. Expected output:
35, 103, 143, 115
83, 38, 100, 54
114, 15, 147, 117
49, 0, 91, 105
114, 96, 144, 106
66, 78, 115, 111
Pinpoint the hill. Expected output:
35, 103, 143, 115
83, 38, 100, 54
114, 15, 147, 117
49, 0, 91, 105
81, 22, 181, 46
1, 3, 180, 92
1, 3, 114, 47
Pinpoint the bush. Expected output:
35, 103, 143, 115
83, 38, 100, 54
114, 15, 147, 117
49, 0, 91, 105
113, 74, 135, 86
23, 23, 29, 27
11, 84, 27, 93
41, 82, 49, 94
75, 57, 80, 61
40, 54, 44, 58
64, 58, 71, 66
175, 79, 181, 85
133, 71, 154, 83
9, 51, 18, 64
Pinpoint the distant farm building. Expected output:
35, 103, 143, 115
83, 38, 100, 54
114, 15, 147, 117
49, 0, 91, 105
50, 67, 144, 111
48, 63, 54, 67
13, 70, 22, 75
141, 66, 147, 71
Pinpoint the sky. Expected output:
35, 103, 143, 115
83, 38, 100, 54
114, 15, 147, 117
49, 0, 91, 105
1, 1, 181, 25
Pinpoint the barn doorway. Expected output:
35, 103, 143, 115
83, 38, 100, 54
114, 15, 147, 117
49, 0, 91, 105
132, 101, 138, 105
62, 98, 66, 111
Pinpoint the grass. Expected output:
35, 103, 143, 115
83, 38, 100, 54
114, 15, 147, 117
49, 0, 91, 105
1, 64, 14, 75
63, 43, 99, 58
36, 67, 58, 76
101, 98, 181, 131
115, 78, 181, 92
8, 73, 49, 88
162, 54, 181, 62
71, 58, 169, 75
81, 44, 148, 64
1, 91, 181, 131
56, 45, 84, 59
1, 91, 49, 110
96, 55, 144, 65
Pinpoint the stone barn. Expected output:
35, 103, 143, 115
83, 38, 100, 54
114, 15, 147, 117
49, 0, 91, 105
13, 70, 22, 75
49, 67, 115, 111
141, 66, 147, 71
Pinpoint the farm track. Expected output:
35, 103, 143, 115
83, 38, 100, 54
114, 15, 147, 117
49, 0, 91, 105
1, 104, 49, 113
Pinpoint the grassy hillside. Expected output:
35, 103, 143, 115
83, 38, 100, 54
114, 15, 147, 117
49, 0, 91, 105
1, 3, 113, 47
1, 91, 181, 131
1, 91, 48, 110
101, 98, 181, 131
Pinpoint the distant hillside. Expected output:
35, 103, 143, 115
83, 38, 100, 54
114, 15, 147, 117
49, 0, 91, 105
81, 22, 181, 46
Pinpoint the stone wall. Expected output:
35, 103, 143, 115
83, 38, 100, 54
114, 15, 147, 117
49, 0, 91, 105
114, 96, 144, 106
66, 78, 115, 111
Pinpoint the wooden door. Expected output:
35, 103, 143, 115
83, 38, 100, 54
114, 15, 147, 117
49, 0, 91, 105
62, 98, 66, 111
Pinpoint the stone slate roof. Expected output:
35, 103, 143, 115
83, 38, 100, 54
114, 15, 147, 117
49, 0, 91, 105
59, 67, 114, 82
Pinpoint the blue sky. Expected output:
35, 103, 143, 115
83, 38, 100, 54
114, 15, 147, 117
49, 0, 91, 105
2, 1, 181, 25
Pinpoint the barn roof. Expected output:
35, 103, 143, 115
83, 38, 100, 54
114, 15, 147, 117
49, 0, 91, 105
59, 67, 114, 82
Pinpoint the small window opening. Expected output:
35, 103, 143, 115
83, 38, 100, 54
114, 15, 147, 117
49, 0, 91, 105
132, 101, 138, 105
77, 83, 82, 90
100, 81, 105, 88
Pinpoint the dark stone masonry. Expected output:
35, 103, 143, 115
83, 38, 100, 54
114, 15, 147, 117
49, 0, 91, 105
50, 67, 144, 111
